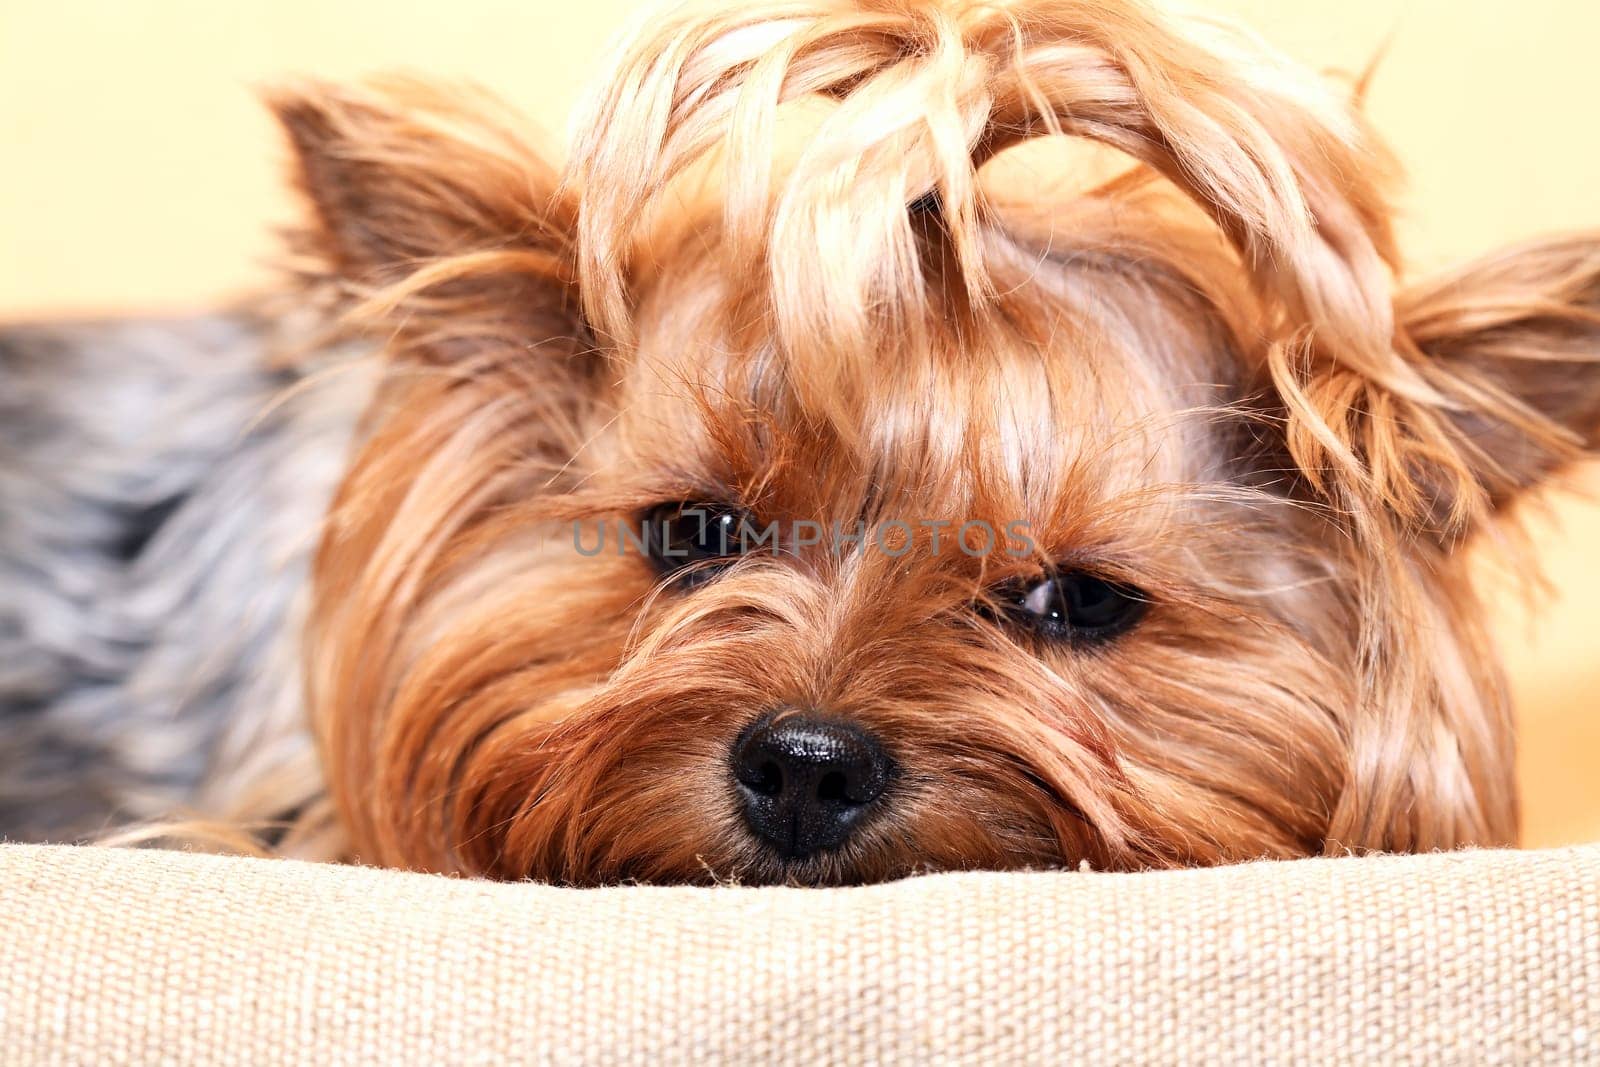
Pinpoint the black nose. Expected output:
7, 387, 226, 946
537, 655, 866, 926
731, 710, 892, 860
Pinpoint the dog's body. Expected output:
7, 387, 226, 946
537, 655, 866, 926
4, 0, 1600, 883
0, 311, 367, 840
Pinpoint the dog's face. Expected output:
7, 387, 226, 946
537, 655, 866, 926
280, 1, 1600, 884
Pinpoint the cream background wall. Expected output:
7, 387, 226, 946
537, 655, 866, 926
2, 1, 1596, 845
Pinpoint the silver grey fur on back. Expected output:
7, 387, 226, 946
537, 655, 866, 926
0, 310, 371, 842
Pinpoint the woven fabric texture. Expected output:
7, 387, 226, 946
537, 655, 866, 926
1, 843, 1597, 1064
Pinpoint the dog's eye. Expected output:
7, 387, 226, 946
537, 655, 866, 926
642, 503, 750, 585
987, 571, 1147, 643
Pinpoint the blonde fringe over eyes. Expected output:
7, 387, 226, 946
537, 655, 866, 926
567, 0, 1561, 534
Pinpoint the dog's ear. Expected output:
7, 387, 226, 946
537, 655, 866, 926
269, 79, 588, 364
1396, 235, 1600, 533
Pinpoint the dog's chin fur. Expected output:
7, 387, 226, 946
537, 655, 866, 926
7, 0, 1600, 885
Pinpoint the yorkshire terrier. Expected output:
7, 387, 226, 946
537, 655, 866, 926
3, 0, 1598, 886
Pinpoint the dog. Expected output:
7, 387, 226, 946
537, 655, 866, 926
2, 0, 1598, 886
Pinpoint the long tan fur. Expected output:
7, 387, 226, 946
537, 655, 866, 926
254, 0, 1600, 883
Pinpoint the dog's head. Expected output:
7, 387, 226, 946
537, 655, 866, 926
276, 0, 1600, 883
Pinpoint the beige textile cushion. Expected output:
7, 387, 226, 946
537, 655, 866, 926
2, 842, 1597, 1064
